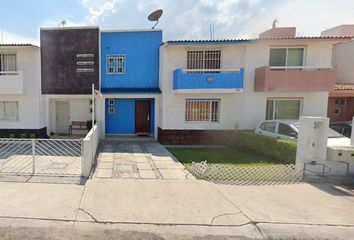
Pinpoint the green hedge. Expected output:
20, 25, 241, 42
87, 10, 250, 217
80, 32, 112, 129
230, 131, 296, 164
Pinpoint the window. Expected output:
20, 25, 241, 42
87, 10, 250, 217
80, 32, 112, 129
269, 48, 304, 69
266, 99, 302, 120
108, 107, 115, 115
187, 50, 221, 72
106, 54, 125, 74
0, 53, 17, 73
108, 99, 115, 106
0, 101, 19, 121
278, 123, 297, 137
335, 98, 347, 105
260, 122, 277, 133
334, 108, 341, 116
185, 99, 220, 122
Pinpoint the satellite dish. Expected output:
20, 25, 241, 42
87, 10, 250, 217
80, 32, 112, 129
148, 9, 163, 29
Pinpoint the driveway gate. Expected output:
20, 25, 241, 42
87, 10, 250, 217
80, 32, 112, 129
0, 138, 82, 176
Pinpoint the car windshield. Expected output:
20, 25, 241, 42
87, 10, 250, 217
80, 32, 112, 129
292, 123, 344, 138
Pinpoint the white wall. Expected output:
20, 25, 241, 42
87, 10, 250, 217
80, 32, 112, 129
159, 44, 246, 130
47, 96, 91, 134
333, 40, 354, 84
0, 46, 44, 130
160, 38, 341, 131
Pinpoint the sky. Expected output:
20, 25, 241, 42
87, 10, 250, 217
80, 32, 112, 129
1, 0, 354, 45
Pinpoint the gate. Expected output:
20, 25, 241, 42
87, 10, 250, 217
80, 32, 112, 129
0, 138, 82, 176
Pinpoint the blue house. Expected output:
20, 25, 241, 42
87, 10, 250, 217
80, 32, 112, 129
101, 30, 162, 136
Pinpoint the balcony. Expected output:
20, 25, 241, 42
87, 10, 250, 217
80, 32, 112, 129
173, 68, 244, 94
254, 66, 336, 92
0, 71, 23, 94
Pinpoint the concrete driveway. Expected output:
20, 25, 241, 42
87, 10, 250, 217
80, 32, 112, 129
94, 141, 194, 180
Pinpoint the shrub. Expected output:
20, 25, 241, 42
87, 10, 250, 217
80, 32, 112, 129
20, 133, 28, 138
8, 133, 16, 138
29, 134, 36, 139
230, 130, 296, 164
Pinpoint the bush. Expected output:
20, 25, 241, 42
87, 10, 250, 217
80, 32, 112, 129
20, 133, 28, 138
230, 131, 296, 164
8, 133, 16, 138
29, 134, 36, 139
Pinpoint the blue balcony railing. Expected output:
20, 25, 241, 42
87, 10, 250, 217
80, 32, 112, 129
173, 68, 244, 93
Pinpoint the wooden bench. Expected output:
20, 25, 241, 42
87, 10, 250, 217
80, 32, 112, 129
69, 121, 88, 136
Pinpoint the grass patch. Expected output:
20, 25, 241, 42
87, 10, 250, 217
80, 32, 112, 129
168, 146, 282, 167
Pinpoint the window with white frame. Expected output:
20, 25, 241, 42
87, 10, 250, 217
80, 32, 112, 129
108, 107, 115, 115
106, 54, 125, 74
0, 101, 19, 121
266, 99, 302, 120
269, 48, 304, 68
187, 50, 221, 71
185, 99, 220, 123
0, 53, 17, 73
108, 99, 115, 106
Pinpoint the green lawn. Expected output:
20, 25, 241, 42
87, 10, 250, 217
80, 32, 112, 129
167, 146, 281, 167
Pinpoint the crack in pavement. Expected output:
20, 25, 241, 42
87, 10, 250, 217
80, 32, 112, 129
77, 208, 98, 222
210, 212, 243, 224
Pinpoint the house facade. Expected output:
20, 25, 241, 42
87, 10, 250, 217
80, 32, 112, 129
99, 30, 162, 138
328, 38, 354, 122
158, 26, 351, 144
0, 44, 46, 138
40, 27, 100, 136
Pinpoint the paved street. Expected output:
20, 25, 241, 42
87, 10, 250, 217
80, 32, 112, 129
94, 141, 194, 180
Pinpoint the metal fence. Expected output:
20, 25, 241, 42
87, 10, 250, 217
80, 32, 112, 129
188, 161, 304, 185
0, 138, 82, 176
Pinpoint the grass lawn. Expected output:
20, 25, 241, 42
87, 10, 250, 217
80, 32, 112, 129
167, 146, 281, 167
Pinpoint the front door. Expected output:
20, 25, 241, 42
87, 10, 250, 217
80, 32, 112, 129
56, 101, 70, 134
135, 100, 150, 135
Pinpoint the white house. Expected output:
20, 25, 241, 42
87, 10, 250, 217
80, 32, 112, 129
157, 26, 351, 144
0, 44, 46, 138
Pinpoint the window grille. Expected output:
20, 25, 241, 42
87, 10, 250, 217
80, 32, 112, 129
185, 99, 220, 123
187, 50, 221, 73
106, 54, 126, 74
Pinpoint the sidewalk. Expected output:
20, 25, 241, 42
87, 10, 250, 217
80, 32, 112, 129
0, 179, 353, 239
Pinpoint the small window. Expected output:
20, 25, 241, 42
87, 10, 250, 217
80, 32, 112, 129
266, 99, 302, 120
0, 101, 19, 121
334, 108, 341, 116
335, 98, 347, 105
260, 122, 277, 133
108, 107, 115, 115
269, 48, 304, 69
185, 99, 220, 123
278, 123, 297, 137
106, 54, 126, 74
108, 99, 114, 106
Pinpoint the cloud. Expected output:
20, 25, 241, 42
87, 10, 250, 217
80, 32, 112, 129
0, 30, 38, 45
79, 0, 121, 24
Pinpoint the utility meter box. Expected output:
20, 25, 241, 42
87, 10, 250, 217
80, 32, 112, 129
327, 146, 354, 162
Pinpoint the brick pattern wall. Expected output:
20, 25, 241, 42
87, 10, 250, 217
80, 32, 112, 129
158, 128, 234, 145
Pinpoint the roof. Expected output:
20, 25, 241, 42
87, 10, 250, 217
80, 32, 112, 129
101, 87, 161, 94
164, 36, 353, 45
0, 44, 38, 47
334, 83, 354, 91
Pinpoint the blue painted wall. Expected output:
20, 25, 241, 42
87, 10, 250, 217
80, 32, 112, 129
105, 98, 155, 135
173, 68, 244, 90
101, 30, 162, 90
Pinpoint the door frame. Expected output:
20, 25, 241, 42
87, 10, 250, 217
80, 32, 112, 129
135, 100, 151, 135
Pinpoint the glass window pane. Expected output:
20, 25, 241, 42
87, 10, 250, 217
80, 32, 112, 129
263, 122, 277, 132
278, 123, 297, 136
274, 100, 301, 120
266, 100, 274, 120
4, 101, 18, 121
269, 49, 286, 66
0, 102, 4, 120
287, 48, 304, 66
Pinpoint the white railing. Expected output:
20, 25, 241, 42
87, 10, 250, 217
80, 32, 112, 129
82, 124, 100, 177
269, 66, 333, 71
181, 68, 241, 73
